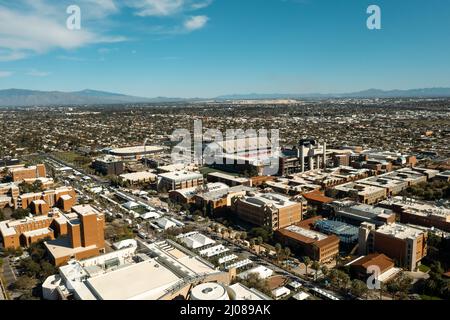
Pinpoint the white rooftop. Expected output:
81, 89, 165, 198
284, 225, 328, 241
158, 171, 203, 182
86, 259, 181, 300
177, 232, 216, 249
376, 223, 426, 240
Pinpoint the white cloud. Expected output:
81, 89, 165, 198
0, 2, 125, 61
0, 71, 13, 77
128, 0, 184, 17
0, 0, 211, 61
27, 69, 51, 77
184, 15, 209, 31
126, 0, 212, 17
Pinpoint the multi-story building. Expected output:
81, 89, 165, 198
231, 192, 303, 230
1, 213, 56, 249
17, 186, 77, 212
92, 156, 124, 176
358, 176, 409, 197
158, 171, 204, 191
0, 182, 19, 209
119, 171, 157, 185
42, 239, 232, 300
275, 217, 340, 263
279, 139, 328, 176
169, 182, 230, 205
207, 172, 252, 187
379, 196, 450, 232
327, 200, 396, 227
8, 164, 47, 183
358, 222, 427, 271
44, 204, 106, 266
330, 182, 386, 205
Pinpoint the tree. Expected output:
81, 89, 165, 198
284, 247, 291, 260
338, 271, 351, 290
321, 265, 329, 278
255, 237, 263, 255
303, 256, 311, 276
328, 269, 340, 288
311, 261, 321, 281
12, 208, 30, 220
40, 261, 57, 278
11, 276, 35, 291
20, 258, 41, 277
275, 243, 282, 261
350, 279, 369, 298
249, 239, 256, 251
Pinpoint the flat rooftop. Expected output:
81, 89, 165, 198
242, 192, 297, 209
109, 146, 165, 155
376, 223, 425, 240
283, 225, 327, 241
85, 259, 181, 300
72, 204, 99, 216
207, 171, 250, 183
119, 171, 157, 181
45, 236, 98, 259
158, 171, 203, 182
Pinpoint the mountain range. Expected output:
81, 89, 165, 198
1, 87, 450, 106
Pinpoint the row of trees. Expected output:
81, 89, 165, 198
18, 180, 43, 194
404, 181, 450, 200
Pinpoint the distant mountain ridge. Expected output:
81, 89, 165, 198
0, 87, 450, 106
0, 89, 186, 106
216, 87, 450, 100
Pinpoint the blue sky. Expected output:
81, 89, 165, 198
0, 0, 449, 98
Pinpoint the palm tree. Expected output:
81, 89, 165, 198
256, 237, 263, 255
284, 247, 291, 260
321, 265, 329, 278
275, 243, 282, 261
249, 239, 256, 251
302, 256, 311, 276
311, 261, 320, 281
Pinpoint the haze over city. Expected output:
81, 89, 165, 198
1, 0, 450, 97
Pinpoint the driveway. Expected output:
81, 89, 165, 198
2, 258, 17, 289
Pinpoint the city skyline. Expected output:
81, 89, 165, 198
0, 0, 450, 98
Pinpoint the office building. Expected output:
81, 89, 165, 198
275, 217, 340, 263
231, 192, 303, 230
379, 196, 450, 232
43, 239, 231, 300
158, 171, 204, 191
358, 222, 427, 271
279, 139, 328, 175
119, 171, 157, 185
327, 200, 396, 226
207, 172, 252, 187
8, 164, 47, 183
44, 205, 106, 266
330, 182, 386, 205
92, 156, 124, 176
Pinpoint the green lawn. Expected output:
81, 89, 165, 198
418, 264, 431, 273
420, 295, 443, 300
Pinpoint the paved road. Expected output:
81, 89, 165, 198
0, 277, 6, 300
2, 258, 17, 286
